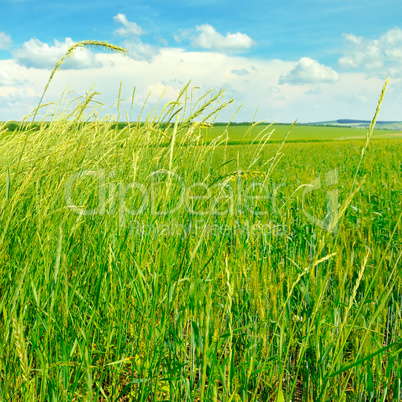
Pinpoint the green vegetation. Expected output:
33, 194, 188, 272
0, 46, 401, 400
202, 123, 402, 145
3, 121, 401, 145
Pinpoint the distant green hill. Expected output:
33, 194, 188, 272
305, 119, 402, 130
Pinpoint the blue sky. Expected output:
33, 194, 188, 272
1, 0, 402, 122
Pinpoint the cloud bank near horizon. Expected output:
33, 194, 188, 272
0, 15, 400, 123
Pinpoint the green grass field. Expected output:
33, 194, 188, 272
0, 69, 401, 401
202, 123, 402, 145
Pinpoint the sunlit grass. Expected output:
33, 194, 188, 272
0, 76, 401, 401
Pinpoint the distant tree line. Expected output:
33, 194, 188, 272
2, 120, 287, 132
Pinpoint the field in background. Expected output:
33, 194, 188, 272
3, 121, 402, 145
0, 85, 401, 401
203, 123, 402, 144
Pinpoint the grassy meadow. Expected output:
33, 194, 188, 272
0, 76, 401, 401
202, 123, 402, 145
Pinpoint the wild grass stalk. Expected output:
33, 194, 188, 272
0, 46, 400, 401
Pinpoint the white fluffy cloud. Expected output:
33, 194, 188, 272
2, 49, 396, 124
122, 40, 160, 62
12, 38, 101, 69
178, 24, 256, 52
279, 57, 339, 85
231, 68, 250, 76
145, 82, 181, 103
0, 32, 12, 50
338, 27, 402, 77
0, 68, 13, 85
113, 13, 159, 61
1, 18, 399, 124
0, 60, 39, 117
113, 13, 144, 37
0, 68, 24, 86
